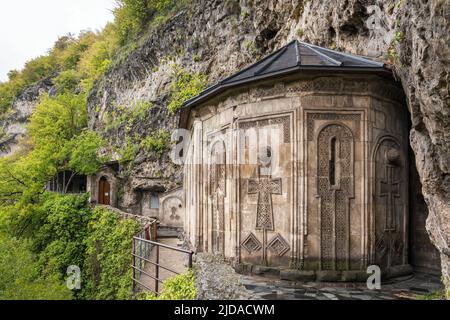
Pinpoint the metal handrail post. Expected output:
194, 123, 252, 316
132, 238, 136, 293
155, 244, 160, 294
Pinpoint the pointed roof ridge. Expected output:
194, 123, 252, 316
300, 42, 343, 66
299, 41, 385, 67
218, 39, 297, 85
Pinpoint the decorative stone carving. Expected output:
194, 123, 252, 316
287, 78, 343, 93
374, 137, 407, 270
241, 233, 262, 254
254, 83, 285, 99
267, 233, 290, 257
247, 176, 282, 231
162, 196, 183, 222
379, 164, 401, 231
317, 124, 354, 271
307, 113, 361, 141
209, 141, 226, 254
239, 116, 291, 143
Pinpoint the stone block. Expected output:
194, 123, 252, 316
341, 270, 368, 282
280, 269, 316, 282
387, 264, 414, 279
316, 271, 342, 282
253, 265, 280, 277
233, 263, 253, 275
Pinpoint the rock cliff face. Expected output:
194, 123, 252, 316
87, 0, 449, 293
2, 0, 448, 293
0, 78, 54, 156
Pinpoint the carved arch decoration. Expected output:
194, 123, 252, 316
371, 135, 408, 270
316, 123, 355, 271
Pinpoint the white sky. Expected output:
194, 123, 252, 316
0, 0, 115, 82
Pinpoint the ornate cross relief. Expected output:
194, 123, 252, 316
243, 146, 289, 265
375, 141, 405, 269
380, 148, 401, 231
317, 124, 354, 271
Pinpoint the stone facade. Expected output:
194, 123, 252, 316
183, 73, 439, 280
88, 164, 184, 228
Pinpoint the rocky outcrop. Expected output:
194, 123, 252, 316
0, 77, 54, 156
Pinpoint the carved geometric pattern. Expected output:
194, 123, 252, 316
285, 78, 402, 103
380, 165, 400, 231
247, 177, 282, 231
267, 233, 290, 257
307, 113, 361, 141
255, 83, 285, 98
287, 78, 342, 94
241, 233, 262, 254
317, 124, 353, 271
239, 116, 291, 143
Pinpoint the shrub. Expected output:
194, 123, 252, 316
0, 234, 72, 300
53, 69, 80, 92
140, 129, 169, 157
167, 66, 207, 113
138, 269, 196, 300
83, 207, 141, 300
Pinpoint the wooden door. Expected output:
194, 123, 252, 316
98, 178, 111, 205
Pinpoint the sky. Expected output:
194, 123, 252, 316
0, 0, 115, 82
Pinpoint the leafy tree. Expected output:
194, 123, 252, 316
83, 207, 140, 300
53, 69, 80, 92
0, 234, 72, 300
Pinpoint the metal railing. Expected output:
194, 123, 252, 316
132, 237, 193, 295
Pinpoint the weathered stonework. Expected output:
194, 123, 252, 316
183, 72, 440, 281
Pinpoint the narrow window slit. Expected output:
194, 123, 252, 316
329, 137, 337, 186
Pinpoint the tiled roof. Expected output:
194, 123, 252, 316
179, 40, 389, 127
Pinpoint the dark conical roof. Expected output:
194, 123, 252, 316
180, 40, 389, 127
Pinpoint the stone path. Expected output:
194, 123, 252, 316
241, 273, 443, 300
139, 237, 188, 294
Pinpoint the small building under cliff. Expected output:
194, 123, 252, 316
178, 40, 440, 280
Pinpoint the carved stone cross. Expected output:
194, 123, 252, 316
247, 176, 282, 231
380, 165, 400, 231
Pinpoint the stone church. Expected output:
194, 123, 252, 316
178, 40, 440, 281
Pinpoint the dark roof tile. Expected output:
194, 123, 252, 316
179, 40, 389, 128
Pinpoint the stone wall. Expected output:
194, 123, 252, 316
194, 253, 252, 300
183, 73, 423, 280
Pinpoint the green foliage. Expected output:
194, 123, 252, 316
66, 130, 110, 176
138, 269, 196, 300
0, 234, 72, 300
53, 69, 80, 92
105, 100, 153, 134
113, 0, 187, 44
0, 193, 141, 300
29, 92, 87, 147
167, 66, 207, 113
417, 290, 447, 300
118, 137, 139, 165
140, 129, 169, 157
83, 207, 141, 300
33, 194, 92, 280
